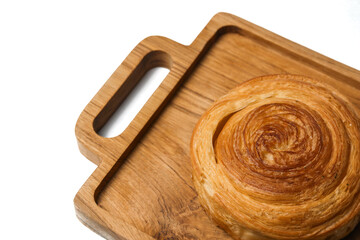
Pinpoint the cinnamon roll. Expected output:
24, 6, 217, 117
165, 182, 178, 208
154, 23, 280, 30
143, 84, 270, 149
190, 75, 360, 240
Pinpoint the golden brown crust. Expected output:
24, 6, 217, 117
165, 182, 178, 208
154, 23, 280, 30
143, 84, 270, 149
190, 74, 360, 240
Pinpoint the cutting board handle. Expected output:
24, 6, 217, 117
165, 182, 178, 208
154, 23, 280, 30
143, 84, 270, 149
74, 13, 239, 166
75, 35, 198, 165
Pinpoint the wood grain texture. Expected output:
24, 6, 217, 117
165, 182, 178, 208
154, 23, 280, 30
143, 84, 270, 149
74, 13, 360, 240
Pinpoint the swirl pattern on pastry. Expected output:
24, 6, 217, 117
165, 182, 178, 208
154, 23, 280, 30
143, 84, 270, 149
190, 75, 360, 240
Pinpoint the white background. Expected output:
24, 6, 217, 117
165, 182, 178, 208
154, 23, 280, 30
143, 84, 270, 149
1, 0, 359, 239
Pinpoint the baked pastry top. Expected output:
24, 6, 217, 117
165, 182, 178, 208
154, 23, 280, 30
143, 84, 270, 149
190, 75, 360, 240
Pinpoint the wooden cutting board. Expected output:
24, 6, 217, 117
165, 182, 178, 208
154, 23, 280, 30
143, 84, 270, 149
74, 13, 360, 240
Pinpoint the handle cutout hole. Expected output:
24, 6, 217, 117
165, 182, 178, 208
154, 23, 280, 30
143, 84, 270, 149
98, 67, 170, 138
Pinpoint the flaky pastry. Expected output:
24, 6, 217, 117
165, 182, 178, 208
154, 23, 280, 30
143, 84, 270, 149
190, 75, 360, 240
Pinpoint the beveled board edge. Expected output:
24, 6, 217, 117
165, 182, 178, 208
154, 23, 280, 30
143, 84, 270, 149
74, 12, 360, 239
